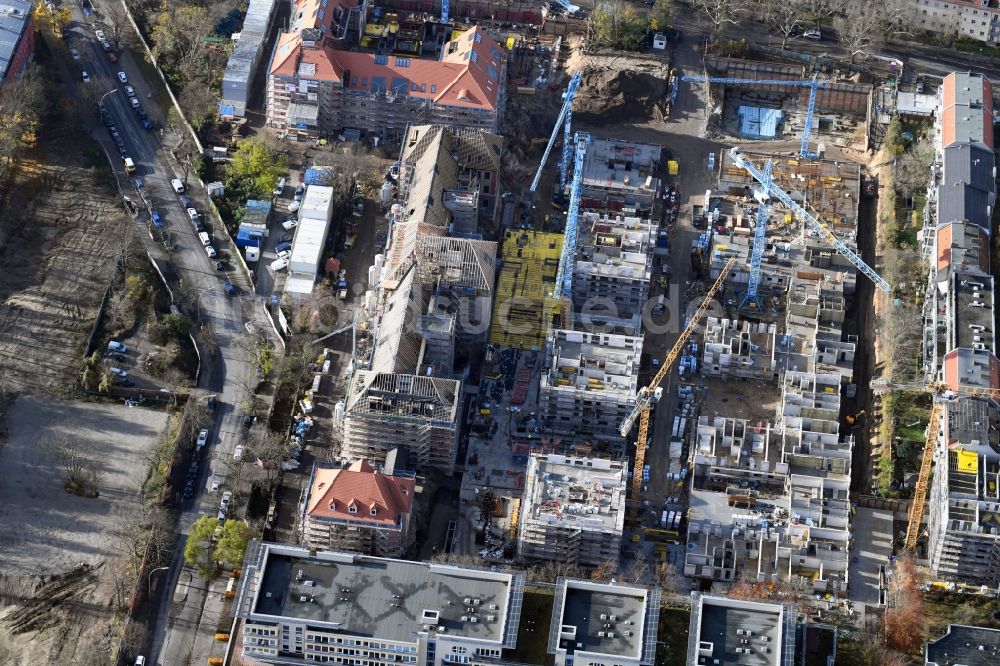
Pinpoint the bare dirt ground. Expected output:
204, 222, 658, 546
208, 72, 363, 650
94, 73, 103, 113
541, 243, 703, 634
0, 127, 127, 395
0, 395, 168, 664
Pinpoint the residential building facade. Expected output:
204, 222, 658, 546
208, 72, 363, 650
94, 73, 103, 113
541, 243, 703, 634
0, 0, 34, 84
301, 460, 416, 557
236, 543, 525, 665
516, 454, 627, 567
267, 25, 505, 142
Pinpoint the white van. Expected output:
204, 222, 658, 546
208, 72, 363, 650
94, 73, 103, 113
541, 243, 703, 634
273, 177, 286, 196
171, 179, 185, 193
198, 232, 211, 246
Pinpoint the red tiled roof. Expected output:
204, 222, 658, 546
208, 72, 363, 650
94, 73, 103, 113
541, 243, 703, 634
270, 27, 504, 111
305, 460, 414, 526
937, 223, 954, 272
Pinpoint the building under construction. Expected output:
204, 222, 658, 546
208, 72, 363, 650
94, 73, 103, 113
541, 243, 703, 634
516, 453, 627, 567
572, 211, 655, 335
340, 370, 461, 473
489, 229, 563, 350
538, 329, 642, 451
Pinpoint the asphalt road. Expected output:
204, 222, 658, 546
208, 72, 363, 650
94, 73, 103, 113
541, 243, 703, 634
62, 2, 274, 664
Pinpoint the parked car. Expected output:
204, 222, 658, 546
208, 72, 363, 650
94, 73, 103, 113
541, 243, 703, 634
220, 490, 232, 510
270, 257, 289, 272
81, 70, 90, 83
198, 232, 211, 247
179, 194, 193, 208
171, 178, 185, 194
215, 260, 226, 271
233, 445, 244, 461
115, 378, 136, 387
125, 85, 135, 98
95, 28, 106, 41
274, 241, 292, 254
117, 71, 128, 84
183, 482, 194, 499
293, 185, 304, 201
109, 367, 128, 377
803, 28, 821, 39
275, 249, 291, 260
224, 281, 238, 296
273, 177, 286, 196
244, 321, 257, 335
196, 428, 209, 447
279, 233, 294, 243
101, 41, 112, 52
282, 219, 298, 231
186, 461, 199, 480
151, 211, 163, 228
70, 47, 80, 60
205, 245, 217, 259
130, 97, 140, 110
108, 340, 127, 352
210, 479, 221, 493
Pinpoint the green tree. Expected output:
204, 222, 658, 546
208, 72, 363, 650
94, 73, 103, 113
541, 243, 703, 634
214, 519, 252, 568
227, 138, 286, 200
648, 0, 674, 32
80, 351, 101, 390
125, 273, 150, 303
590, 2, 648, 51
184, 515, 220, 576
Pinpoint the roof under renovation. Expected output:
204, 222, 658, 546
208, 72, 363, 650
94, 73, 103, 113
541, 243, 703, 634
345, 370, 460, 425
521, 454, 627, 533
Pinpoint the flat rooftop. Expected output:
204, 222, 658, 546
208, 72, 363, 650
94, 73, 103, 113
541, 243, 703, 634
544, 329, 641, 395
581, 138, 661, 196
251, 548, 516, 643
694, 596, 785, 666
927, 624, 1000, 665
952, 272, 995, 352
551, 580, 651, 661
575, 212, 652, 280
522, 454, 627, 533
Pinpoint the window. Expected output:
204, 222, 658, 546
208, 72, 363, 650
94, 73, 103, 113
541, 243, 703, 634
352, 77, 357, 86
430, 84, 437, 93
318, 9, 324, 19
396, 57, 410, 67
375, 55, 389, 65
362, 78, 368, 87
348, 504, 358, 514
420, 83, 426, 92
470, 51, 479, 63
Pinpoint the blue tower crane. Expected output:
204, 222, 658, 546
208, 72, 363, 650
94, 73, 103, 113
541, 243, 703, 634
739, 159, 773, 311
530, 72, 582, 193
554, 131, 590, 300
729, 147, 892, 293
441, 0, 449, 22
681, 74, 826, 160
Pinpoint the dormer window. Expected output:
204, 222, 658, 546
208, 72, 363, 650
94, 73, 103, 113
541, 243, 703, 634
348, 502, 358, 514
370, 506, 378, 516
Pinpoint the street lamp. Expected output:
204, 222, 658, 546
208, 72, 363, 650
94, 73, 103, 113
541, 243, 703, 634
148, 565, 169, 597
99, 87, 118, 109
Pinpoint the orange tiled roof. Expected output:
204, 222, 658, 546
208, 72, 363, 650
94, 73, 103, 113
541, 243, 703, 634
305, 460, 415, 526
270, 27, 504, 111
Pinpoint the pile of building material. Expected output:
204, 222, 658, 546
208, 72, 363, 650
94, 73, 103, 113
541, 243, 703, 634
574, 65, 669, 123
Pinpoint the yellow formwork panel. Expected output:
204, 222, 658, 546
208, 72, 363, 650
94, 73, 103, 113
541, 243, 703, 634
489, 229, 564, 350
957, 449, 978, 473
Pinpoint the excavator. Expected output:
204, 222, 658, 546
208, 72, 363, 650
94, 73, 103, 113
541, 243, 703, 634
845, 410, 866, 426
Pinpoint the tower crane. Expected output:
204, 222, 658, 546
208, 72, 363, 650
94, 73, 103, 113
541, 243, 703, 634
869, 378, 1000, 550
553, 132, 590, 301
740, 158, 773, 311
529, 72, 582, 194
619, 257, 738, 522
730, 147, 893, 293
441, 0, 449, 22
681, 73, 825, 159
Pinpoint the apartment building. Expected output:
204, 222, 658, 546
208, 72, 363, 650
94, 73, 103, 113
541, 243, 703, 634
538, 329, 642, 449
579, 138, 662, 213
926, 624, 1000, 665
547, 578, 660, 666
516, 454, 627, 567
340, 370, 461, 473
571, 211, 655, 334
236, 543, 525, 665
301, 460, 416, 557
267, 24, 506, 142
916, 0, 1000, 46
687, 595, 796, 666
927, 397, 1000, 583
701, 318, 778, 380
0, 0, 33, 84
686, 276, 855, 595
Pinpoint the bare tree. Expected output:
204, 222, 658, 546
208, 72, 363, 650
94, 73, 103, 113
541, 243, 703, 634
834, 0, 911, 62
103, 0, 130, 51
799, 0, 845, 30
756, 0, 809, 48
893, 139, 935, 198
44, 433, 103, 497
590, 560, 619, 582
249, 427, 289, 485
693, 0, 748, 40
624, 550, 650, 585
175, 138, 202, 187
